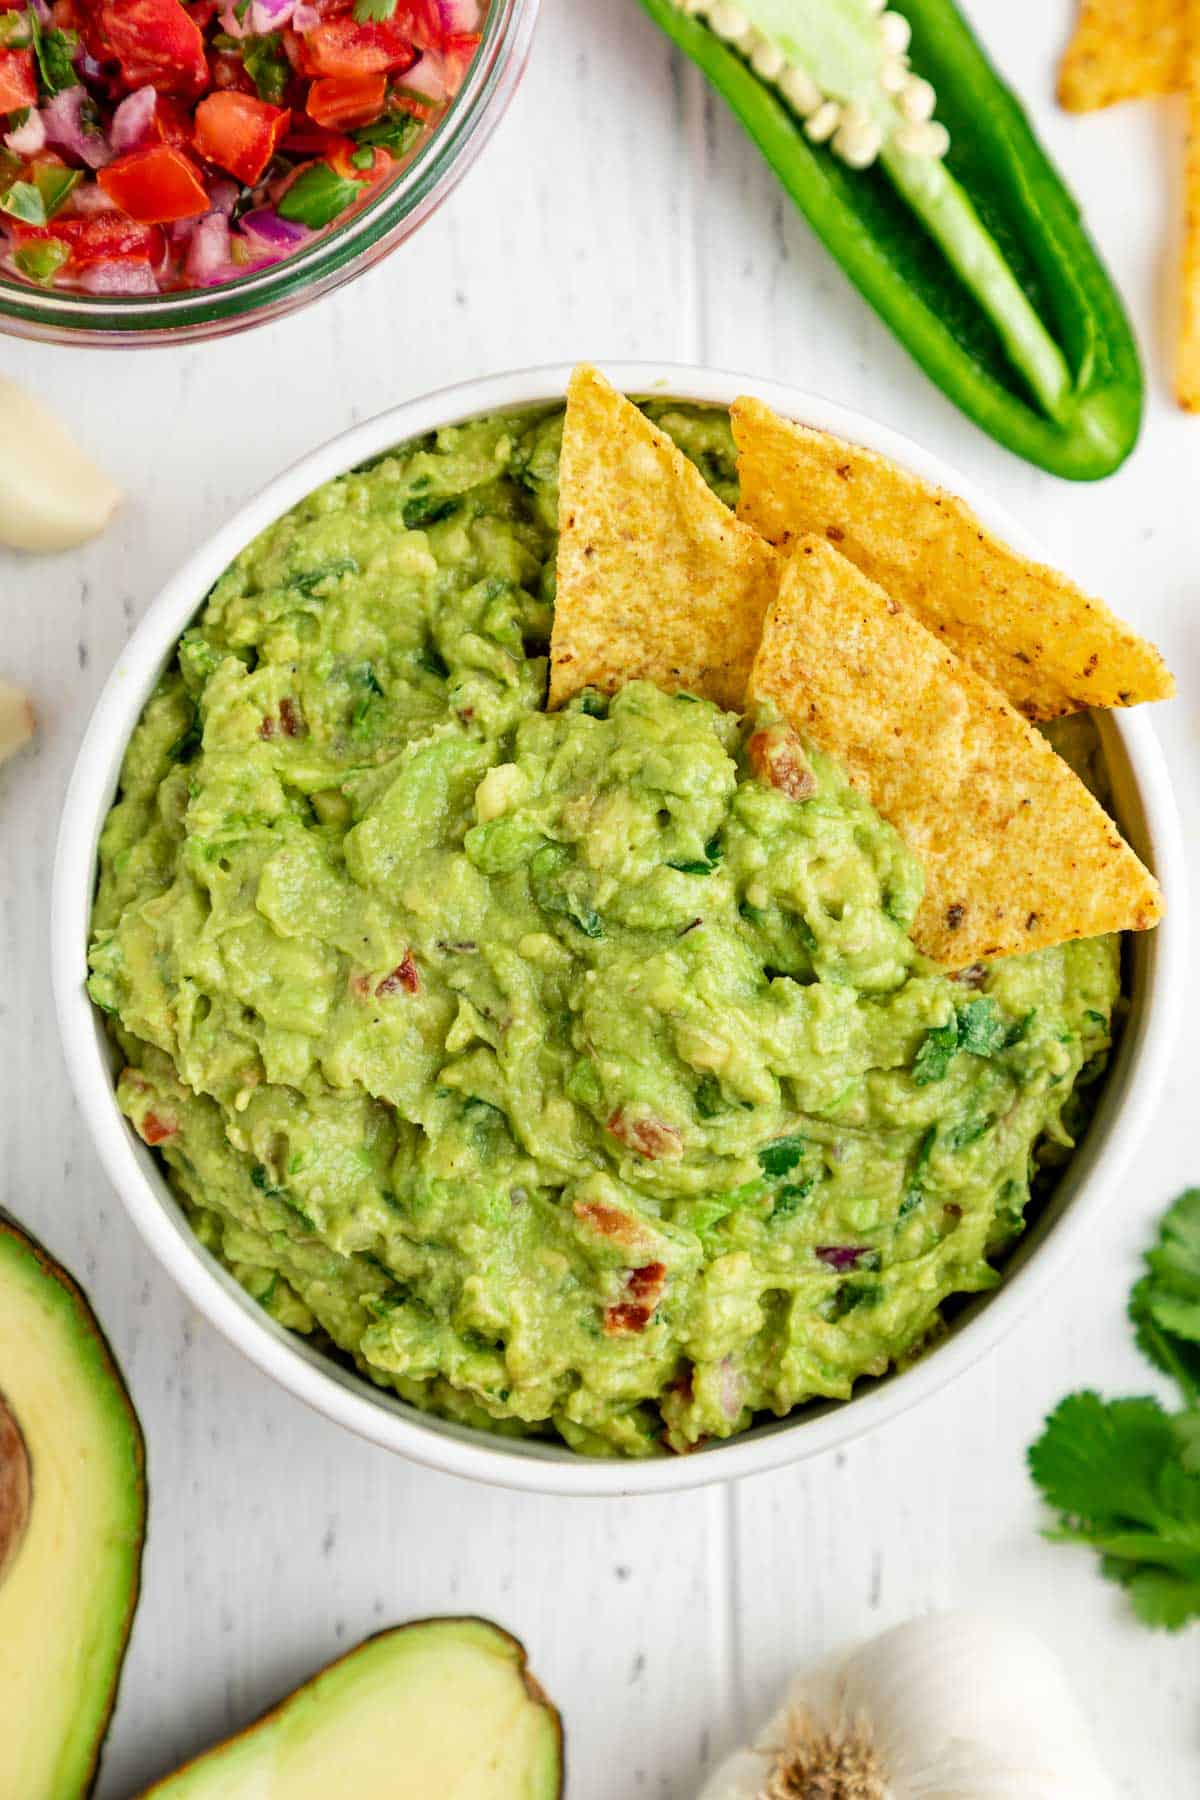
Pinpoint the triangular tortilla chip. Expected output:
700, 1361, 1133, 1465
731, 397, 1174, 722
747, 535, 1162, 964
1058, 0, 1182, 112
549, 367, 780, 711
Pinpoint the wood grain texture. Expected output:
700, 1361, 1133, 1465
0, 3, 1196, 1795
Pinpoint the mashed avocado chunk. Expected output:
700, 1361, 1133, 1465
88, 406, 1120, 1457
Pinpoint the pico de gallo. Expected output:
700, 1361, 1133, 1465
0, 0, 483, 294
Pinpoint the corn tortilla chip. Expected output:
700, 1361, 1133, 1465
731, 397, 1174, 721
1180, 1, 1200, 409
747, 535, 1162, 965
549, 366, 780, 711
1058, 0, 1182, 112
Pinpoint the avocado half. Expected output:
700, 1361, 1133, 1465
136, 1617, 564, 1798
0, 1210, 147, 1798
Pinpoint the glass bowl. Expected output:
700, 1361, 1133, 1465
0, 0, 539, 347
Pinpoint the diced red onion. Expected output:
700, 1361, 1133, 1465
43, 87, 112, 169
79, 259, 158, 295
110, 85, 158, 155
247, 0, 294, 31
403, 52, 446, 101
814, 1245, 870, 1272
207, 178, 240, 216
27, 0, 50, 22
718, 1357, 743, 1422
68, 183, 118, 216
74, 44, 106, 83
4, 108, 46, 155
240, 207, 308, 247
184, 211, 231, 285
216, 0, 248, 34
290, 3, 319, 29
437, 0, 479, 30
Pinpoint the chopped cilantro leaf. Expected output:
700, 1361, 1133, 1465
402, 494, 459, 529
290, 557, 359, 594
27, 7, 78, 95
758, 1135, 804, 1178
913, 1017, 958, 1086
957, 996, 1007, 1057
694, 1074, 725, 1120
355, 110, 422, 157
771, 1175, 814, 1222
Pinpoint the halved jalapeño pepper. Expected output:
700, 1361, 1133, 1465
640, 0, 1142, 479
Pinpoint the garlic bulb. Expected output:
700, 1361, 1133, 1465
0, 377, 121, 553
700, 1613, 1114, 1800
0, 680, 33, 769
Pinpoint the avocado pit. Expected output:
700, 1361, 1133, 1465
0, 1392, 30, 1585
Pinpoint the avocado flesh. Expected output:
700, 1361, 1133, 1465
137, 1617, 564, 1799
0, 1213, 146, 1800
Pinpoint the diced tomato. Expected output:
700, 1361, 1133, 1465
0, 48, 37, 114
9, 212, 166, 267
192, 89, 289, 184
207, 48, 257, 94
604, 1263, 667, 1336
606, 1109, 684, 1161
300, 19, 418, 79
746, 724, 817, 802
305, 71, 386, 130
96, 0, 210, 97
98, 144, 209, 222
281, 115, 355, 159
440, 29, 480, 86
376, 951, 420, 996
151, 92, 193, 148
51, 0, 87, 31
138, 1108, 179, 1145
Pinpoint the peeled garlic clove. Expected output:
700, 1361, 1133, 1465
0, 377, 121, 553
0, 680, 34, 768
699, 1613, 1114, 1800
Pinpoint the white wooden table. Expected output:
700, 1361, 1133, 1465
3, 3, 1197, 1792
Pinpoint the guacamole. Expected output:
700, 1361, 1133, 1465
88, 406, 1120, 1457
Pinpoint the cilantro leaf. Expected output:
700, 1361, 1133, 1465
912, 1017, 958, 1085
354, 110, 422, 158
1130, 1189, 1200, 1406
913, 996, 1012, 1086
27, 7, 78, 95
957, 996, 1006, 1057
1029, 1392, 1200, 1630
758, 1135, 804, 1178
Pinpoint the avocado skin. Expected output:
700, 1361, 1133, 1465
0, 1207, 147, 1799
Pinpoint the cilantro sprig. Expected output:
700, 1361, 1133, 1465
912, 996, 1024, 1086
1029, 1189, 1200, 1629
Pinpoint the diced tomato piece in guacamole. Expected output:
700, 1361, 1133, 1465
193, 91, 290, 185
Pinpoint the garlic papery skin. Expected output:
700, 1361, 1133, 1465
698, 1613, 1115, 1800
0, 377, 121, 553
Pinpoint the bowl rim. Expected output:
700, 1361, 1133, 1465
52, 361, 1187, 1496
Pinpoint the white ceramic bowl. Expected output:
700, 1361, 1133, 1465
53, 363, 1185, 1497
